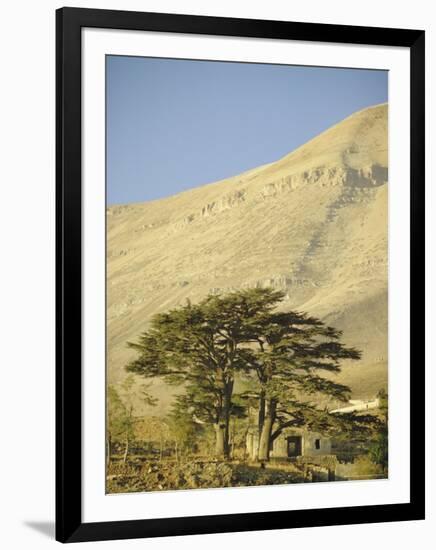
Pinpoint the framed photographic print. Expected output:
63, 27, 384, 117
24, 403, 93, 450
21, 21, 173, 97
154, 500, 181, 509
56, 7, 425, 543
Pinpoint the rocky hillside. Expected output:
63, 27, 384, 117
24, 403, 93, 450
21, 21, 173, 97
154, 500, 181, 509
107, 103, 388, 412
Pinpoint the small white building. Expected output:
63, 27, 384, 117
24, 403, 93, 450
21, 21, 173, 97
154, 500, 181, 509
330, 398, 380, 414
246, 427, 331, 460
270, 428, 332, 458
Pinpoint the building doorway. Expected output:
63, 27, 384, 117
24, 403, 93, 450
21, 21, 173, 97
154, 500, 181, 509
287, 436, 302, 457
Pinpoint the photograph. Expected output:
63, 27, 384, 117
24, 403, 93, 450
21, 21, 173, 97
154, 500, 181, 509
0, 1, 429, 547
105, 56, 389, 494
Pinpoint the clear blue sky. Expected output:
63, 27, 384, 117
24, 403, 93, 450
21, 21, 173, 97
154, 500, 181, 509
107, 56, 387, 205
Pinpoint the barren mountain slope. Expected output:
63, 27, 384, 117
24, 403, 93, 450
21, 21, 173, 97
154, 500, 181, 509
107, 103, 388, 412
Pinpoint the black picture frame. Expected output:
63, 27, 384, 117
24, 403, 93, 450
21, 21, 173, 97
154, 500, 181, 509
56, 6, 425, 543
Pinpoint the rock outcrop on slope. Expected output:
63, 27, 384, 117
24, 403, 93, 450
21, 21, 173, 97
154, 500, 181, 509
107, 103, 388, 412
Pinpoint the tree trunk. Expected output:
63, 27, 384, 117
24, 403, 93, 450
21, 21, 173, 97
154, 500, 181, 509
106, 434, 112, 467
230, 418, 235, 459
251, 390, 266, 461
242, 424, 249, 461
214, 423, 226, 458
123, 436, 129, 464
258, 399, 277, 461
222, 382, 233, 458
258, 390, 266, 435
215, 379, 233, 459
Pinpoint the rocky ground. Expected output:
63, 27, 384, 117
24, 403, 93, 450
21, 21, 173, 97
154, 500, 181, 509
106, 460, 306, 493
